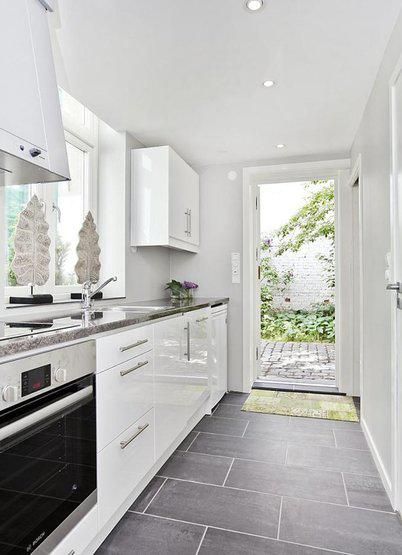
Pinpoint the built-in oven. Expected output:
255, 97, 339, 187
0, 341, 96, 554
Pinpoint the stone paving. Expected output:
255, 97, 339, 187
259, 341, 335, 384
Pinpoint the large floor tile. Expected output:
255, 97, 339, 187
245, 421, 335, 447
214, 403, 290, 425
176, 431, 198, 451
189, 432, 286, 464
146, 478, 281, 538
158, 451, 232, 485
97, 512, 205, 555
199, 527, 334, 555
194, 416, 247, 437
287, 443, 378, 475
343, 473, 394, 512
334, 430, 369, 450
220, 393, 249, 405
129, 477, 166, 513
279, 496, 402, 555
226, 458, 347, 504
289, 416, 361, 431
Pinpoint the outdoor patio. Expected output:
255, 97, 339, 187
259, 341, 335, 385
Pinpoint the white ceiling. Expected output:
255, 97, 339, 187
51, 0, 401, 166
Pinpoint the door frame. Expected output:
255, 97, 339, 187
242, 159, 351, 393
389, 54, 402, 512
346, 155, 364, 398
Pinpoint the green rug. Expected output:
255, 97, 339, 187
242, 390, 360, 422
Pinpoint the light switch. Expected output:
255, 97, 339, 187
231, 252, 241, 284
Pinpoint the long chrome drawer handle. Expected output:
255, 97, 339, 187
119, 338, 148, 352
120, 360, 149, 377
196, 317, 209, 323
120, 423, 149, 449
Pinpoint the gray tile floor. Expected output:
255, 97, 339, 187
97, 393, 402, 554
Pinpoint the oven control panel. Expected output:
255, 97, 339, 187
21, 364, 51, 397
0, 341, 95, 409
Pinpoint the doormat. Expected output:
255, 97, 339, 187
242, 390, 360, 422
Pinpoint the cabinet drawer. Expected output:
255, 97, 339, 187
96, 325, 153, 371
97, 353, 154, 450
50, 505, 97, 555
98, 410, 155, 529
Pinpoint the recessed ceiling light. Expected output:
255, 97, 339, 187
245, 0, 264, 12
276, 144, 286, 149
263, 80, 275, 88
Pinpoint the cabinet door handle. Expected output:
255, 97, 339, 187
196, 317, 209, 323
29, 147, 42, 158
185, 209, 190, 236
120, 360, 149, 377
189, 209, 192, 237
185, 322, 191, 361
120, 423, 149, 449
119, 338, 148, 352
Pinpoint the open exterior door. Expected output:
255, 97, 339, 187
253, 186, 261, 382
388, 56, 402, 512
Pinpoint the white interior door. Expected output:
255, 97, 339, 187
389, 57, 402, 512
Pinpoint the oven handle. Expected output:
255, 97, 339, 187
0, 386, 93, 442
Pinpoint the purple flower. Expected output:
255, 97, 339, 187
182, 281, 199, 290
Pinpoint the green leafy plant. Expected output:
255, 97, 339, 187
262, 303, 335, 343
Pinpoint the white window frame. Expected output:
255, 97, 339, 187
4, 91, 99, 302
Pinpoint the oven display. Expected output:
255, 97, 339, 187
21, 365, 51, 397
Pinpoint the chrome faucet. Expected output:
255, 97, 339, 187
81, 276, 117, 310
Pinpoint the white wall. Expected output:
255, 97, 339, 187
125, 134, 170, 301
98, 126, 170, 302
170, 164, 244, 391
350, 11, 402, 492
170, 156, 346, 392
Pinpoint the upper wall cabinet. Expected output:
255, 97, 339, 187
0, 0, 69, 185
131, 146, 199, 253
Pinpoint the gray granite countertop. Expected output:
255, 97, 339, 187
0, 297, 229, 360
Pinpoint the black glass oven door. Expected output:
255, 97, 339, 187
0, 375, 96, 554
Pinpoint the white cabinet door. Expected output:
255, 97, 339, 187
185, 309, 210, 406
169, 148, 193, 243
186, 172, 200, 247
210, 307, 228, 409
0, 0, 46, 150
154, 315, 190, 460
97, 352, 154, 451
98, 409, 155, 529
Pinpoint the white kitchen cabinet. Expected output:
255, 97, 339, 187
98, 409, 155, 530
0, 0, 69, 184
131, 146, 199, 252
209, 305, 228, 410
185, 308, 210, 408
153, 315, 189, 459
97, 351, 154, 451
153, 310, 210, 460
50, 505, 97, 555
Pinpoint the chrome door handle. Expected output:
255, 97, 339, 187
120, 360, 149, 376
196, 317, 209, 323
189, 209, 192, 237
386, 282, 401, 291
119, 339, 148, 352
184, 323, 191, 361
120, 423, 149, 449
185, 209, 190, 236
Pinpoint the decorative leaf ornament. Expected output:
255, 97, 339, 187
75, 211, 101, 284
11, 194, 51, 286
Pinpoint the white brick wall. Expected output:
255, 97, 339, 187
263, 237, 333, 310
